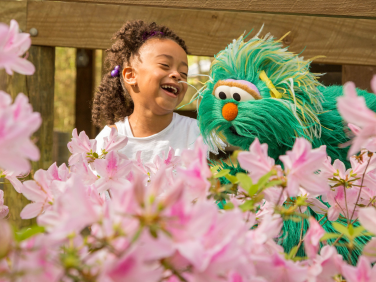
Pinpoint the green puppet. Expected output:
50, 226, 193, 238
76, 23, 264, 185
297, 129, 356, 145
197, 30, 376, 263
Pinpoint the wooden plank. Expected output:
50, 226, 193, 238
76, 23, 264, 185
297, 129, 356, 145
342, 65, 376, 92
27, 1, 376, 66
54, 0, 376, 19
0, 1, 27, 31
75, 48, 96, 138
4, 45, 55, 229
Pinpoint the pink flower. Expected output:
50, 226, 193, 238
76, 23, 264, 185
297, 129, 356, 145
342, 256, 376, 282
0, 219, 12, 258
67, 128, 97, 165
2, 170, 24, 192
337, 77, 376, 156
358, 207, 376, 234
37, 175, 99, 240
70, 155, 98, 185
102, 127, 128, 152
20, 169, 53, 219
363, 237, 376, 263
178, 137, 211, 200
105, 247, 163, 282
0, 190, 9, 219
255, 252, 308, 282
94, 151, 132, 193
280, 138, 329, 197
315, 246, 343, 282
238, 138, 275, 182
0, 92, 41, 173
46, 162, 70, 182
0, 20, 35, 75
338, 81, 376, 128
304, 217, 325, 259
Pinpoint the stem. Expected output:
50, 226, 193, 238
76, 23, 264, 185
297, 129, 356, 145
276, 187, 285, 206
161, 260, 188, 282
342, 185, 350, 224
320, 218, 329, 227
317, 214, 327, 224
332, 234, 343, 245
293, 207, 305, 258
350, 153, 372, 222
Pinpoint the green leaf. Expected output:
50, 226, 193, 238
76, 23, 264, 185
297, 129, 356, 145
214, 169, 230, 178
264, 180, 283, 189
320, 233, 340, 241
225, 174, 238, 184
286, 245, 299, 259
239, 200, 254, 212
236, 173, 252, 191
353, 226, 366, 238
210, 165, 220, 174
248, 184, 259, 196
223, 202, 234, 210
348, 224, 354, 236
257, 171, 273, 189
332, 222, 350, 238
15, 225, 45, 242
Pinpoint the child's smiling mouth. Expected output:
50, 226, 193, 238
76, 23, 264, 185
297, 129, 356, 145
161, 83, 180, 97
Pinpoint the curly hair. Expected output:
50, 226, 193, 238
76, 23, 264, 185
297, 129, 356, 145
92, 20, 188, 127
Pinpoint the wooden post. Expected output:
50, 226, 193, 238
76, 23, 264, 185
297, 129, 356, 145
3, 45, 55, 229
342, 65, 376, 92
75, 48, 97, 138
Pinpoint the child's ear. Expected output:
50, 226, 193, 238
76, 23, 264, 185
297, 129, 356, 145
122, 66, 137, 86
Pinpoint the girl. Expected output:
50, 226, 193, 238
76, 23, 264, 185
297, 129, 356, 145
92, 21, 200, 164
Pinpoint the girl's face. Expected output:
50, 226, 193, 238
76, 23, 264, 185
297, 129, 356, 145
126, 38, 189, 115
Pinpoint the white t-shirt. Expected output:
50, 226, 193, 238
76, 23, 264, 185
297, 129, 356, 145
95, 113, 201, 163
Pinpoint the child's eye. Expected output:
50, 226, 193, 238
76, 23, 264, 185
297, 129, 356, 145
160, 64, 169, 67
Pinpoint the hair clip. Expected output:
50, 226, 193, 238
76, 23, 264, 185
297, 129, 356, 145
111, 65, 120, 77
142, 31, 164, 41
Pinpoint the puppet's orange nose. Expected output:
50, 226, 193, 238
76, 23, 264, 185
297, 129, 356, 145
222, 103, 238, 121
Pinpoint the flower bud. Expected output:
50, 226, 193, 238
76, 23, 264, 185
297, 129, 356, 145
0, 220, 13, 259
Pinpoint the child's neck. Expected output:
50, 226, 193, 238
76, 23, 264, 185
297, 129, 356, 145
128, 109, 173, 138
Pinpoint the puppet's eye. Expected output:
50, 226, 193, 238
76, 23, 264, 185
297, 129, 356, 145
230, 87, 255, 102
214, 85, 231, 100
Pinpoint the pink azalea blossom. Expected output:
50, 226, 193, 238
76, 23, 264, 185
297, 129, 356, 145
178, 137, 211, 200
37, 175, 100, 240
67, 128, 97, 165
0, 20, 35, 75
1, 169, 24, 192
70, 155, 98, 185
94, 151, 132, 193
363, 237, 376, 263
280, 138, 329, 197
0, 190, 9, 219
358, 207, 376, 234
304, 217, 325, 259
337, 77, 376, 156
0, 91, 41, 173
46, 162, 70, 182
255, 252, 308, 282
104, 247, 163, 282
0, 219, 12, 258
101, 127, 128, 153
238, 138, 275, 182
20, 169, 54, 219
342, 256, 376, 282
338, 81, 376, 128
347, 123, 376, 156
11, 235, 63, 282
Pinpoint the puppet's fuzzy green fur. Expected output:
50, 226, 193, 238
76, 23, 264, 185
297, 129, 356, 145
199, 31, 376, 264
